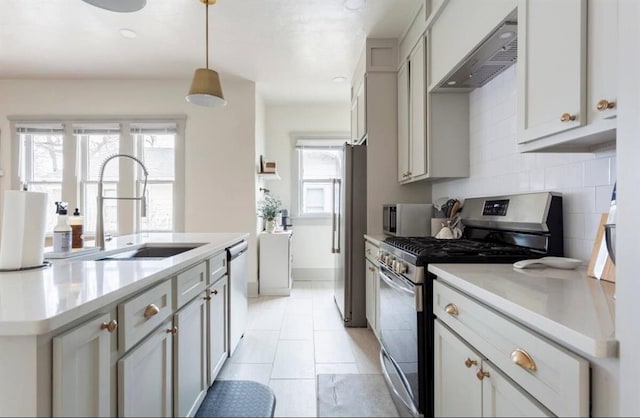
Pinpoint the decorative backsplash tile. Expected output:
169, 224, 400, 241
432, 66, 616, 261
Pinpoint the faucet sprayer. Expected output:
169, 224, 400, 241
96, 154, 149, 250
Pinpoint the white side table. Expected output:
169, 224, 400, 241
259, 231, 293, 296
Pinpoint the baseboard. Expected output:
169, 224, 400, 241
292, 268, 334, 281
247, 281, 259, 297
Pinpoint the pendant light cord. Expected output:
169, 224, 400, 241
205, 1, 209, 69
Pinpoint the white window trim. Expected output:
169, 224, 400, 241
290, 132, 349, 219
9, 115, 187, 234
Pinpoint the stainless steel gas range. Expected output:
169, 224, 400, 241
376, 192, 564, 417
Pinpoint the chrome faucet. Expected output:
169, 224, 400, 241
96, 154, 149, 250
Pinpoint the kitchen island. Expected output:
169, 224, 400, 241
0, 232, 248, 417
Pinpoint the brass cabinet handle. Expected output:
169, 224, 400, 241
213, 289, 218, 295
465, 358, 477, 368
100, 319, 118, 333
367, 249, 372, 255
511, 349, 537, 371
596, 99, 616, 111
143, 304, 160, 319
476, 369, 490, 381
167, 326, 178, 335
444, 303, 459, 317
560, 113, 577, 122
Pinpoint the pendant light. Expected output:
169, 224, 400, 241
82, 0, 146, 13
186, 0, 226, 107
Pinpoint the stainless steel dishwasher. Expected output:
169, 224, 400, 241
227, 240, 248, 357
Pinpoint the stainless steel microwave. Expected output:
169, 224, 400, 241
383, 203, 433, 236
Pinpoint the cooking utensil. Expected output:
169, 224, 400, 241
448, 200, 460, 221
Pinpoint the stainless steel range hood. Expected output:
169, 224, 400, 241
439, 20, 518, 90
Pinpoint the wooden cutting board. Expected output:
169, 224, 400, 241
587, 213, 616, 282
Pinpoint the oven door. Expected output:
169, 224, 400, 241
378, 266, 421, 416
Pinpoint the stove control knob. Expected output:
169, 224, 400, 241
395, 262, 407, 274
386, 256, 395, 266
376, 250, 384, 261
392, 260, 398, 270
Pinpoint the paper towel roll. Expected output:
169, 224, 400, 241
0, 191, 49, 269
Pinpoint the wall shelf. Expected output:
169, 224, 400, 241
258, 172, 281, 180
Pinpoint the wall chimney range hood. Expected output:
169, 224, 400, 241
439, 20, 518, 90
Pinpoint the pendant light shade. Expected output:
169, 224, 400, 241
187, 68, 226, 106
82, 0, 146, 13
187, 0, 226, 107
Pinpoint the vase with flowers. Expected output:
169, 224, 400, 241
257, 195, 282, 233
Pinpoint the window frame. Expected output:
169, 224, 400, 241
291, 134, 348, 219
10, 116, 186, 236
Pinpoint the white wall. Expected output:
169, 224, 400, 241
431, 66, 617, 261
0, 78, 261, 285
264, 104, 350, 279
253, 93, 267, 295
616, 1, 640, 414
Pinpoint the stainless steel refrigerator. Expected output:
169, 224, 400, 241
331, 143, 367, 327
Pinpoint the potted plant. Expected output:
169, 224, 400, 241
257, 195, 282, 233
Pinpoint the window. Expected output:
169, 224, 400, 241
18, 124, 65, 232
296, 139, 345, 216
15, 119, 184, 236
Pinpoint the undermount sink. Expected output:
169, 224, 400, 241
97, 244, 204, 261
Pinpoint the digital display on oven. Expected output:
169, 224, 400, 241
482, 199, 509, 216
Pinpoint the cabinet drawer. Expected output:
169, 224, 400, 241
365, 240, 379, 264
118, 280, 172, 352
174, 261, 207, 309
208, 252, 227, 286
433, 280, 589, 417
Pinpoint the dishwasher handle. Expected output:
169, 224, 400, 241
227, 240, 248, 260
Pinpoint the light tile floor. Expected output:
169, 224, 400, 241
217, 280, 382, 417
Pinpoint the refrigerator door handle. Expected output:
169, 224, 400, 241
331, 178, 337, 253
335, 179, 342, 254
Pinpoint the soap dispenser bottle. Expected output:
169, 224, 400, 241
53, 202, 72, 253
69, 208, 84, 249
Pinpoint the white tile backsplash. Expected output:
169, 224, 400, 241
432, 66, 616, 261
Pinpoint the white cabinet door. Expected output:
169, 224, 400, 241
409, 37, 427, 178
397, 62, 410, 181
350, 98, 358, 144
587, 0, 618, 123
207, 277, 228, 386
356, 77, 367, 142
434, 320, 482, 417
52, 312, 115, 417
481, 361, 553, 418
174, 294, 208, 417
365, 259, 377, 332
517, 0, 587, 143
118, 320, 173, 417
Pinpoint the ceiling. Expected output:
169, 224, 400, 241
0, 0, 421, 104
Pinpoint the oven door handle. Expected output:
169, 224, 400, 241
380, 347, 421, 416
378, 268, 414, 296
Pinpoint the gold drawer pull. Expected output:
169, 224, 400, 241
100, 319, 118, 333
444, 303, 459, 317
367, 249, 372, 255
476, 369, 490, 381
143, 304, 160, 318
167, 326, 178, 335
465, 358, 477, 368
560, 113, 576, 122
596, 99, 616, 111
511, 349, 537, 371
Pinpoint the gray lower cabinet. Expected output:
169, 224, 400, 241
118, 320, 173, 417
207, 276, 228, 385
434, 320, 552, 418
52, 312, 116, 417
174, 293, 208, 417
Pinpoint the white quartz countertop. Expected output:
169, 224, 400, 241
0, 232, 247, 336
428, 263, 617, 358
364, 234, 386, 246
